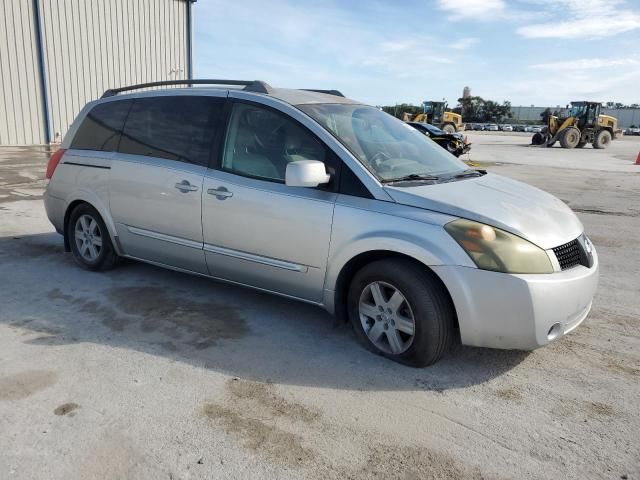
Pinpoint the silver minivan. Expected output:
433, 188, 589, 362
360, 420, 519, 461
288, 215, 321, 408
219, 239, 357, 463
44, 80, 598, 366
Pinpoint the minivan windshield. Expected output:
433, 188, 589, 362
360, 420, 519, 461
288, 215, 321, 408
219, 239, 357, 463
298, 104, 468, 182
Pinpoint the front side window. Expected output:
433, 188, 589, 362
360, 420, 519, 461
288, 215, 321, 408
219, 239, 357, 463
71, 100, 132, 152
222, 102, 327, 182
119, 96, 223, 167
299, 104, 467, 182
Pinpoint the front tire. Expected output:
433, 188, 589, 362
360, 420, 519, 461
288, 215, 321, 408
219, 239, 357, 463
67, 204, 118, 271
347, 259, 454, 367
593, 130, 611, 149
442, 123, 456, 134
560, 127, 581, 148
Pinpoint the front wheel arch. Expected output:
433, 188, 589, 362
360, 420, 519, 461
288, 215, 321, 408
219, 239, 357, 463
333, 250, 458, 329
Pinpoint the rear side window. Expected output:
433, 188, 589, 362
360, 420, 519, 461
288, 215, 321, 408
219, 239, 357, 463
119, 96, 223, 167
70, 100, 132, 151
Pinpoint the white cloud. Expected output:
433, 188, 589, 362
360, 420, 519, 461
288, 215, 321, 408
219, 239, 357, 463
529, 57, 640, 71
450, 37, 479, 49
501, 54, 640, 105
192, 0, 639, 106
360, 38, 454, 75
435, 0, 506, 20
193, 1, 462, 105
380, 40, 418, 52
517, 0, 640, 39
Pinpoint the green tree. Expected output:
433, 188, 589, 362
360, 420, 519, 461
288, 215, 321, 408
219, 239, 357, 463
456, 96, 512, 122
456, 95, 485, 121
383, 96, 515, 123
483, 100, 512, 123
381, 103, 422, 119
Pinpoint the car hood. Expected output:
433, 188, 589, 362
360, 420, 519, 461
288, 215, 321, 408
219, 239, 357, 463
384, 173, 583, 249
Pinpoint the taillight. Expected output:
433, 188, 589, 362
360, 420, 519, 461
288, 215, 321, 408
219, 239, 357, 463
45, 148, 66, 179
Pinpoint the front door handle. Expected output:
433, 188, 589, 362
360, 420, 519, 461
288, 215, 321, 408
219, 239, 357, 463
207, 186, 233, 200
175, 180, 199, 193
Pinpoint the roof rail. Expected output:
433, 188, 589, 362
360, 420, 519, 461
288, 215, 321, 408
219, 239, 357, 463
302, 89, 345, 97
101, 79, 273, 98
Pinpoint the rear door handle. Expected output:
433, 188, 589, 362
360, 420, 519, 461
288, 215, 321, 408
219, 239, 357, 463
175, 180, 199, 192
207, 186, 233, 200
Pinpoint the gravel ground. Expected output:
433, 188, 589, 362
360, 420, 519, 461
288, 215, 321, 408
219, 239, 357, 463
1, 134, 639, 479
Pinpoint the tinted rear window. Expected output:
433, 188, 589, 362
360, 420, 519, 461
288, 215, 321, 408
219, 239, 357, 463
71, 100, 132, 151
118, 96, 223, 167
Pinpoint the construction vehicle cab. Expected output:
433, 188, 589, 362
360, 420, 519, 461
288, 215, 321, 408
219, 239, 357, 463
402, 101, 463, 133
421, 101, 463, 134
532, 101, 619, 149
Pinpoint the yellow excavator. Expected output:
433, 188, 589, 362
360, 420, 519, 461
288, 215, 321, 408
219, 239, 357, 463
532, 101, 621, 149
403, 101, 464, 133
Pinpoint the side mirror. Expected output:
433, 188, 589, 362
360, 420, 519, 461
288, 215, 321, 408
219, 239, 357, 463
285, 160, 330, 187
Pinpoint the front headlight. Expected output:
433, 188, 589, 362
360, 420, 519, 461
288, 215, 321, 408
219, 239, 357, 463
444, 219, 553, 274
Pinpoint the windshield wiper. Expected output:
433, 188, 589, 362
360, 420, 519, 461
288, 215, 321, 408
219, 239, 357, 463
381, 173, 441, 184
450, 169, 486, 179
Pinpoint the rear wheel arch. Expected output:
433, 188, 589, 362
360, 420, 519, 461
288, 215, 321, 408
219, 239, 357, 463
63, 200, 88, 252
333, 250, 458, 329
66, 203, 118, 271
63, 199, 120, 255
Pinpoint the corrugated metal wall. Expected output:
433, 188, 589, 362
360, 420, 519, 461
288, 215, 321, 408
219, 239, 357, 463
0, 0, 190, 146
40, 0, 189, 143
0, 0, 47, 145
602, 109, 640, 128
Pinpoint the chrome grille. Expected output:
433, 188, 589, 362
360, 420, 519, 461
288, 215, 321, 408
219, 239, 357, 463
553, 239, 581, 270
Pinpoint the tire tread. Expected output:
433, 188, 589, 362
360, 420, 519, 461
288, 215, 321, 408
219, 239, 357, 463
348, 258, 454, 367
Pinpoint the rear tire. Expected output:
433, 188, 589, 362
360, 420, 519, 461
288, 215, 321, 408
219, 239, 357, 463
442, 124, 456, 134
576, 140, 588, 148
347, 259, 454, 367
560, 127, 581, 149
67, 204, 118, 271
593, 130, 611, 149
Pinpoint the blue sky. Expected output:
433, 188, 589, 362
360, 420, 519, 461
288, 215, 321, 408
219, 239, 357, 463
193, 0, 640, 107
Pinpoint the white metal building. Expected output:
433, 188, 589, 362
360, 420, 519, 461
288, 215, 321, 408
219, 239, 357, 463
0, 0, 194, 146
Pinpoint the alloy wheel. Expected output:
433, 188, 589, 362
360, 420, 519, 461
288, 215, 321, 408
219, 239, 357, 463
358, 281, 416, 355
74, 214, 103, 262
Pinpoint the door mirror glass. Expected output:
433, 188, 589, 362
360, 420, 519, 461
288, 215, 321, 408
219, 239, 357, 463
285, 160, 330, 187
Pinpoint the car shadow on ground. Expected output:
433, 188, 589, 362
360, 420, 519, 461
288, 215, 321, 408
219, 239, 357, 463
0, 232, 530, 392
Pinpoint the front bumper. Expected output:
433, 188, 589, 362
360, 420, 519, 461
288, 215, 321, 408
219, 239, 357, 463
431, 248, 599, 350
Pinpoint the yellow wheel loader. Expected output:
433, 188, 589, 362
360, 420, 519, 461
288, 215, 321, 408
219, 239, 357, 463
531, 101, 621, 149
403, 101, 464, 133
